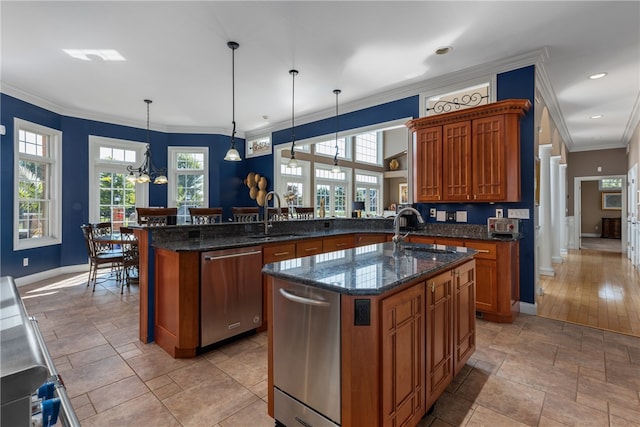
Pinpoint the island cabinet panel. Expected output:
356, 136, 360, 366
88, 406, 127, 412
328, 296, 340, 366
154, 248, 200, 358
453, 261, 476, 375
413, 126, 443, 202
425, 270, 454, 410
442, 121, 472, 201
380, 283, 426, 427
407, 99, 530, 203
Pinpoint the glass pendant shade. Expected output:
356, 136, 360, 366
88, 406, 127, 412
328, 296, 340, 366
224, 147, 241, 161
287, 156, 298, 168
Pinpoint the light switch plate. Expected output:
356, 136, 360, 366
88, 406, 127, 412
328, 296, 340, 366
495, 209, 503, 218
456, 211, 467, 222
508, 208, 530, 219
436, 211, 446, 222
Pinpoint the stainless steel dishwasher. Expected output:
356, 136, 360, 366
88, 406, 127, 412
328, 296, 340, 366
200, 246, 263, 347
273, 280, 341, 427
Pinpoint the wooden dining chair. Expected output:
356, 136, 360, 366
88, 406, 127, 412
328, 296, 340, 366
295, 207, 315, 219
268, 207, 289, 221
232, 207, 260, 222
81, 224, 124, 291
136, 207, 178, 226
119, 227, 139, 294
189, 207, 223, 224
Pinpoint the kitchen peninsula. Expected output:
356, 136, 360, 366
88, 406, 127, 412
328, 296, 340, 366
133, 218, 517, 361
263, 241, 477, 427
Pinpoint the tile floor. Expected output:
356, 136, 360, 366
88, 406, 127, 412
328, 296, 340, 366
19, 272, 640, 427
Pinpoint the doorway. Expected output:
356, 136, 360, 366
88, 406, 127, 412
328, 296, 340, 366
573, 175, 626, 253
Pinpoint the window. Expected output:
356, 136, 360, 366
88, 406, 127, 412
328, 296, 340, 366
279, 160, 310, 209
424, 81, 492, 116
14, 119, 62, 250
315, 166, 349, 217
314, 137, 347, 159
168, 147, 208, 224
355, 171, 382, 215
354, 131, 380, 165
89, 136, 148, 227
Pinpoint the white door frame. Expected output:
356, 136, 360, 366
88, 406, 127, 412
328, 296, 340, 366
573, 175, 627, 253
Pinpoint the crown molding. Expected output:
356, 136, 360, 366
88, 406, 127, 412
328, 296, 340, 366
246, 48, 548, 141
622, 92, 640, 147
1, 82, 243, 137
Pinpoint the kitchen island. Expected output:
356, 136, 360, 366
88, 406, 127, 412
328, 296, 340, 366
263, 241, 477, 427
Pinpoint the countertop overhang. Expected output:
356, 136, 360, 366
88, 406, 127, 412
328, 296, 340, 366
262, 241, 477, 296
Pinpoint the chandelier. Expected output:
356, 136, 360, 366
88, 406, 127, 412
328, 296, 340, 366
126, 99, 168, 184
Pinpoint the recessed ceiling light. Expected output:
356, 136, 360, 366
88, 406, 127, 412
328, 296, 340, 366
589, 72, 607, 80
63, 49, 125, 61
590, 114, 603, 119
435, 46, 453, 55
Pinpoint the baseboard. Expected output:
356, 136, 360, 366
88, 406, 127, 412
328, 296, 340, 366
581, 233, 600, 238
14, 264, 89, 287
552, 256, 563, 264
540, 267, 555, 277
520, 301, 537, 316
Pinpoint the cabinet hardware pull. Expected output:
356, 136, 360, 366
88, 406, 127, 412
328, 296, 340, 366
305, 247, 319, 252
336, 243, 346, 247
476, 249, 490, 253
273, 251, 290, 256
430, 282, 435, 292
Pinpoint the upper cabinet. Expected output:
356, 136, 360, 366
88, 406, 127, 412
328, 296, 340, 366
407, 99, 530, 203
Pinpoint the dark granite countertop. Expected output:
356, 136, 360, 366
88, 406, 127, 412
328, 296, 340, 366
262, 241, 477, 296
146, 218, 520, 252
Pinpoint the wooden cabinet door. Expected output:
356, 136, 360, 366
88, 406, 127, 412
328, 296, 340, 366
472, 115, 506, 201
414, 126, 443, 202
355, 233, 389, 247
381, 284, 425, 427
425, 270, 453, 409
323, 235, 354, 252
453, 261, 476, 375
442, 121, 472, 201
465, 241, 498, 314
295, 238, 323, 257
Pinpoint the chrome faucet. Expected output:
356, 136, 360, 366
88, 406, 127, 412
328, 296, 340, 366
393, 207, 424, 244
264, 191, 282, 234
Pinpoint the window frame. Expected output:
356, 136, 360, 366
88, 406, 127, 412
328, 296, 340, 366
167, 146, 209, 224
14, 118, 62, 250
89, 136, 149, 224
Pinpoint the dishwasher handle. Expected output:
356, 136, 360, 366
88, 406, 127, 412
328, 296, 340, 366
204, 250, 262, 261
279, 288, 331, 307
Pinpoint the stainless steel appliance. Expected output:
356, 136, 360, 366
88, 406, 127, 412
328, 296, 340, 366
273, 280, 341, 427
200, 246, 263, 347
487, 217, 520, 237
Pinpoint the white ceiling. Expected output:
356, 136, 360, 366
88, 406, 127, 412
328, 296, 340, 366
2, 1, 639, 153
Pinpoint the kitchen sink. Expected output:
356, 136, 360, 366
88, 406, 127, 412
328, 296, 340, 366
247, 233, 301, 240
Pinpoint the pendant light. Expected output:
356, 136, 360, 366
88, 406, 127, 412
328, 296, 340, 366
224, 41, 241, 161
331, 89, 342, 173
126, 99, 168, 184
287, 69, 299, 168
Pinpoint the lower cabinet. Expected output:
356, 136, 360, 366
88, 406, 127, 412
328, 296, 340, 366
453, 260, 476, 375
381, 283, 426, 427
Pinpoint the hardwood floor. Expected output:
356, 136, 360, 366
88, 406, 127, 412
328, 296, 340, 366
537, 245, 640, 337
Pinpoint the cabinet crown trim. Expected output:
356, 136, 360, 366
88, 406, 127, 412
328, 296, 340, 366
406, 99, 531, 130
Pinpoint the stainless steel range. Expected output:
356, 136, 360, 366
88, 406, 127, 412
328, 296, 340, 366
272, 281, 341, 427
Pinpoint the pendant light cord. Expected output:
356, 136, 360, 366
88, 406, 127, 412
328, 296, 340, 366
333, 89, 341, 164
229, 41, 239, 149
290, 69, 298, 159
145, 99, 151, 146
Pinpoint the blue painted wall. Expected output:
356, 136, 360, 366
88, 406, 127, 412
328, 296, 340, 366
1, 65, 536, 307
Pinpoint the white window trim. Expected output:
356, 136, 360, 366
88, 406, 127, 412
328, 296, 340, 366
355, 169, 384, 215
88, 136, 149, 223
14, 118, 62, 250
315, 164, 352, 217
167, 146, 209, 211
277, 158, 311, 207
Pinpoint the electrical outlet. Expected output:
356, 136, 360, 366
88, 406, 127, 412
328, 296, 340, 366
429, 208, 436, 218
23, 257, 29, 267
495, 209, 503, 218
446, 211, 456, 221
